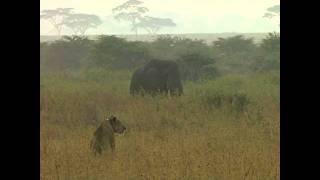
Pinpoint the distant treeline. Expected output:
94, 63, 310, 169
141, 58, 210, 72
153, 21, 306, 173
40, 33, 280, 81
40, 33, 269, 44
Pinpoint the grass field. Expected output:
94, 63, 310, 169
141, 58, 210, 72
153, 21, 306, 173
40, 69, 279, 179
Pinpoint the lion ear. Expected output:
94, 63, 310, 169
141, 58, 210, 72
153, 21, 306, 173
109, 115, 116, 121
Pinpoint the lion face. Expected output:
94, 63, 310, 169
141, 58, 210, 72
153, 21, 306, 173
108, 115, 126, 134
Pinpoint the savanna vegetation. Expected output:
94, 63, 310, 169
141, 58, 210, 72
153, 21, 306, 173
40, 33, 280, 179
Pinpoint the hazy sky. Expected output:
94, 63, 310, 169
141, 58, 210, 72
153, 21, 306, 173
40, 0, 280, 35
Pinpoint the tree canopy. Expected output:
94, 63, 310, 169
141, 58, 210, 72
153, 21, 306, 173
41, 8, 102, 36
112, 0, 176, 35
134, 16, 176, 34
112, 0, 149, 35
263, 4, 280, 26
40, 8, 74, 36
64, 13, 102, 35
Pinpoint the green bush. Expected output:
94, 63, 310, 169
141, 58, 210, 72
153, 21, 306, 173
211, 35, 259, 74
40, 33, 280, 78
200, 77, 250, 113
212, 35, 256, 54
90, 35, 150, 69
148, 35, 212, 60
177, 53, 218, 82
252, 32, 280, 72
40, 36, 92, 71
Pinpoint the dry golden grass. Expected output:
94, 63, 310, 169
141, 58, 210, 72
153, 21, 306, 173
40, 70, 279, 180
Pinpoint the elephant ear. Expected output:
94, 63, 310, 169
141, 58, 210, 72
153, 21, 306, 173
145, 68, 158, 75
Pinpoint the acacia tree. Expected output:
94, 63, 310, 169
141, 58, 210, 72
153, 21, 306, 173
64, 13, 102, 35
134, 16, 176, 34
112, 0, 149, 35
263, 4, 280, 26
40, 8, 73, 36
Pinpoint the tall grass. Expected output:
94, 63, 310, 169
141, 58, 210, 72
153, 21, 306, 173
40, 69, 279, 179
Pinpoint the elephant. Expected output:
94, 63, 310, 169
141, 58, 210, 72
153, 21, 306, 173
130, 59, 183, 96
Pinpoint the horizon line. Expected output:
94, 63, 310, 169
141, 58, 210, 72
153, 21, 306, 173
40, 32, 279, 36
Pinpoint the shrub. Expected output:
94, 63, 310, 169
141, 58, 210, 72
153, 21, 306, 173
40, 33, 280, 76
211, 35, 259, 75
89, 35, 150, 69
212, 35, 256, 54
40, 36, 92, 71
252, 32, 280, 72
177, 53, 218, 82
148, 35, 213, 60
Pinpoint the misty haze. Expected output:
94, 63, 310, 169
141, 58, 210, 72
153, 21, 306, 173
41, 0, 280, 179
40, 0, 279, 40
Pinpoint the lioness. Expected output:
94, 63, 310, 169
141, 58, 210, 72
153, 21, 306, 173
90, 115, 126, 155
